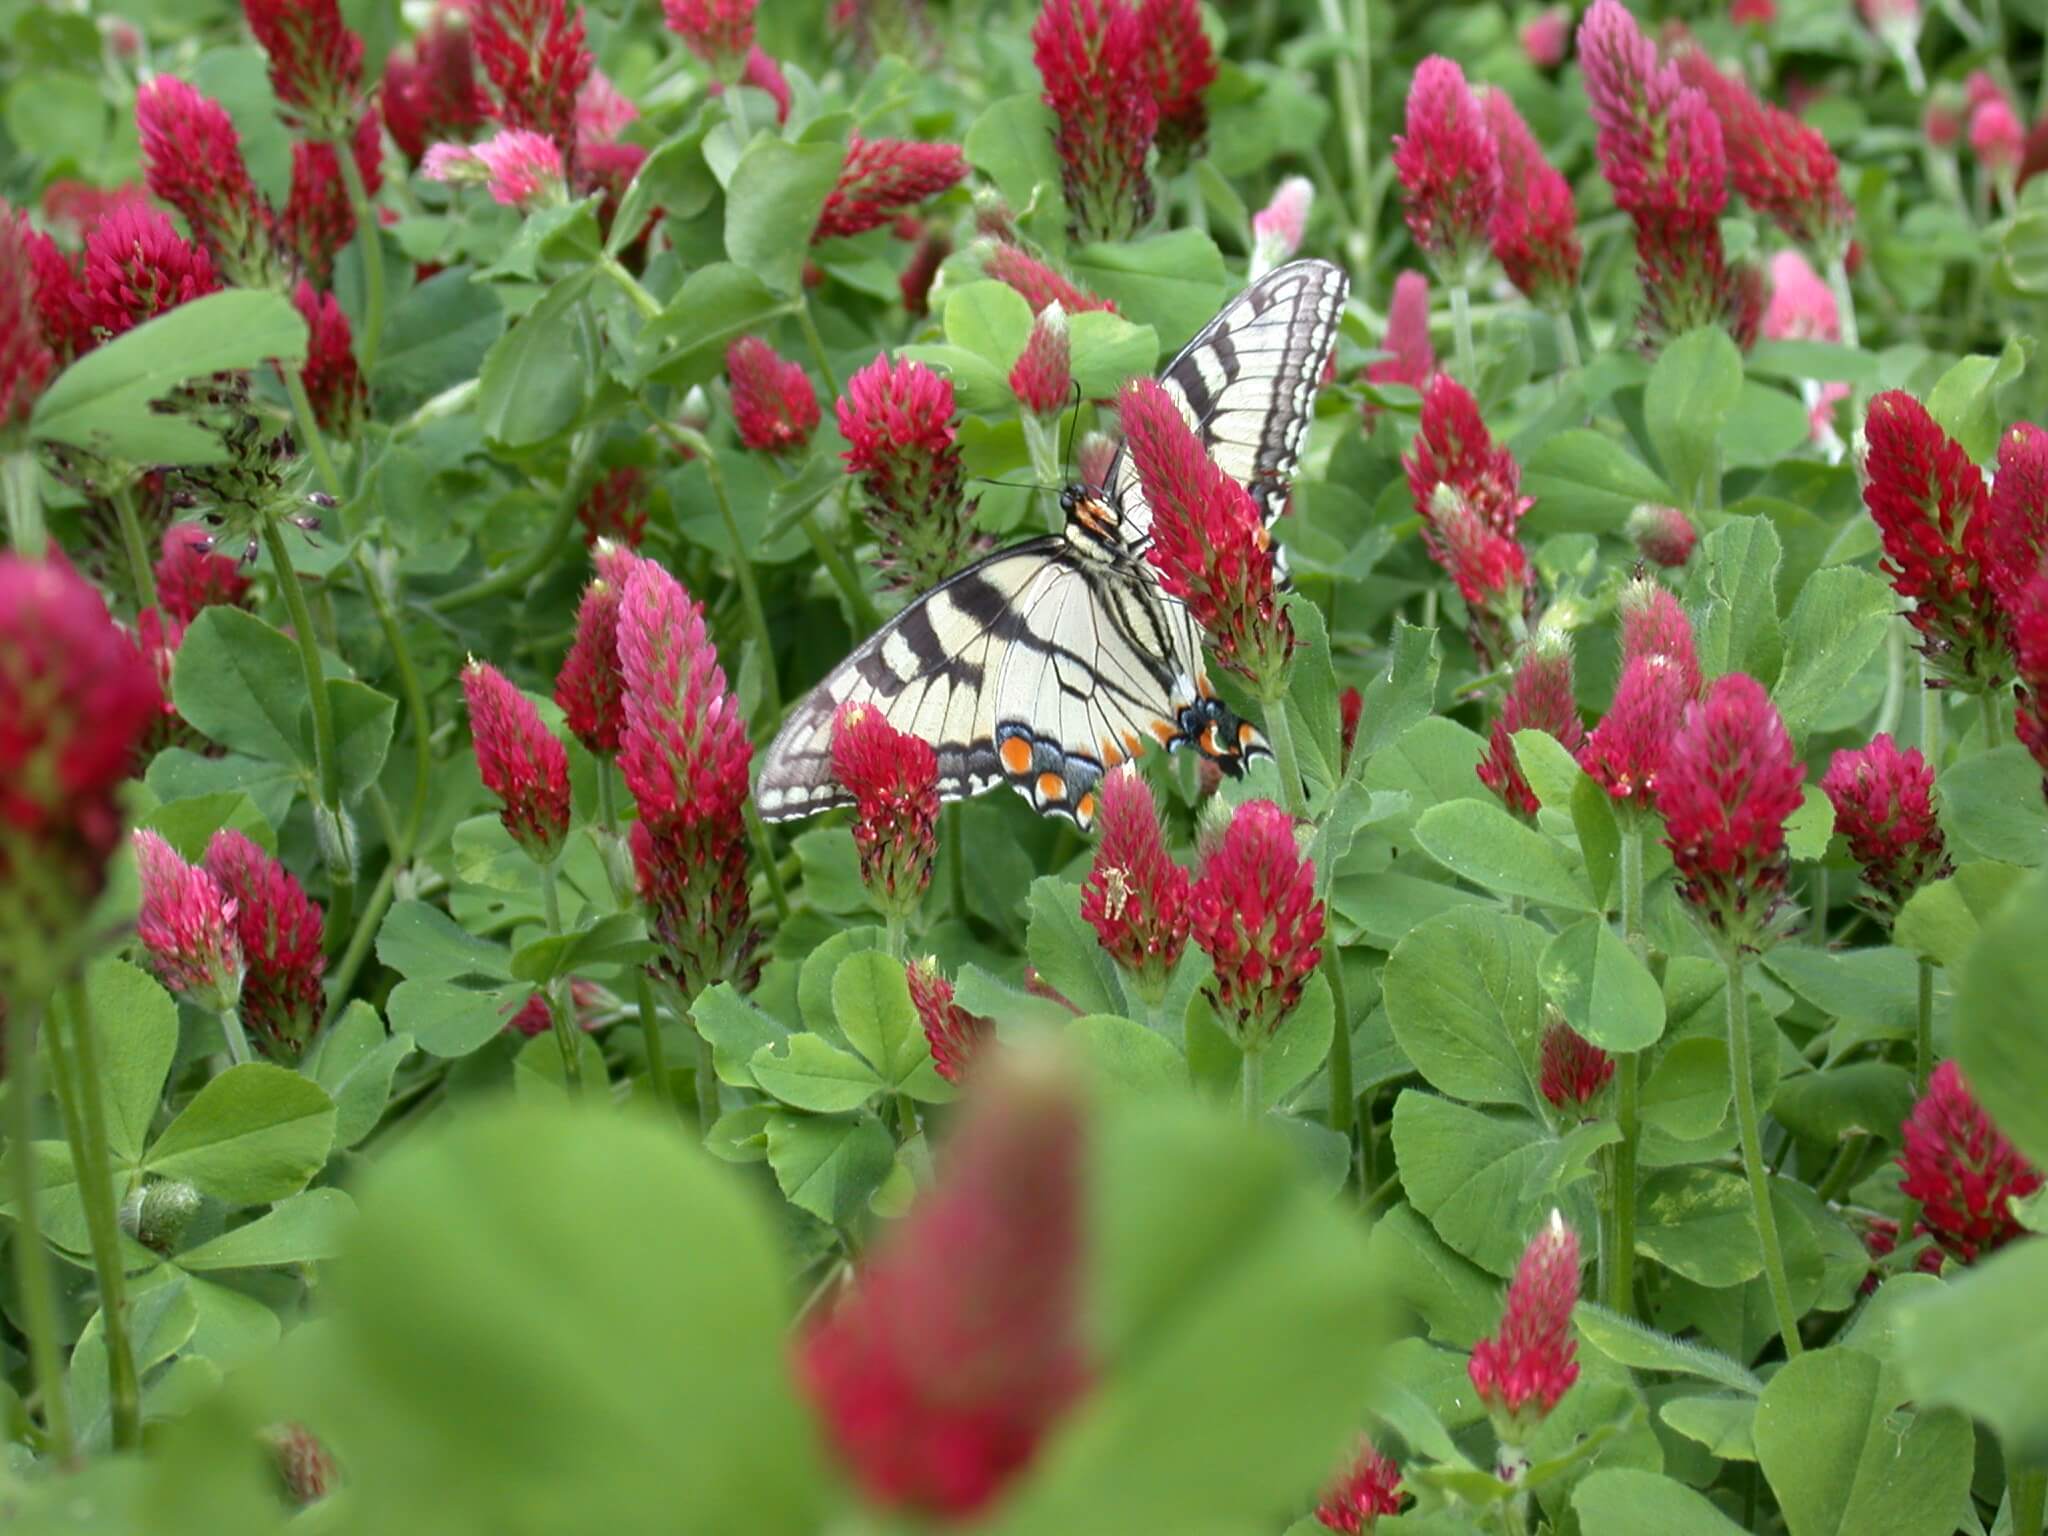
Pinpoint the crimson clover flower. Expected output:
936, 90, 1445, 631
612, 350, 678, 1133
1618, 575, 1703, 701
1468, 1213, 1582, 1444
1897, 1060, 2044, 1265
1079, 765, 1192, 999
1674, 47, 1852, 253
472, 0, 591, 154
1821, 734, 1952, 920
1481, 88, 1582, 311
1136, 0, 1215, 175
982, 242, 1116, 316
616, 557, 756, 997
796, 1049, 1092, 1519
815, 137, 969, 242
19, 215, 92, 365
1520, 6, 1571, 69
1404, 374, 1533, 664
906, 956, 995, 1084
381, 13, 487, 165
204, 829, 327, 1061
1477, 632, 1584, 820
155, 525, 250, 625
1628, 504, 1698, 569
462, 660, 573, 865
1251, 177, 1313, 277
2017, 570, 2048, 799
726, 338, 820, 455
1859, 390, 2008, 690
1393, 56, 1502, 284
1032, 0, 1157, 244
135, 76, 282, 288
424, 128, 567, 208
1655, 674, 1807, 953
1539, 1015, 1614, 1116
281, 119, 383, 286
1579, 654, 1690, 814
1121, 374, 1292, 688
1972, 97, 2024, 174
134, 829, 245, 1014
293, 282, 367, 438
0, 208, 54, 432
244, 0, 366, 136
1984, 420, 2048, 613
575, 466, 650, 550
506, 978, 605, 1038
838, 354, 983, 594
555, 550, 631, 756
1363, 270, 1435, 419
1009, 303, 1072, 418
76, 204, 221, 342
663, 0, 755, 74
1314, 1437, 1405, 1533
1189, 799, 1324, 1046
831, 701, 940, 918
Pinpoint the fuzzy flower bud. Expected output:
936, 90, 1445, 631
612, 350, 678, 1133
424, 128, 566, 209
134, 830, 244, 1013
1363, 270, 1435, 411
555, 562, 628, 755
1482, 89, 1582, 310
1628, 504, 1698, 568
983, 243, 1116, 316
1539, 1016, 1614, 1114
576, 466, 649, 550
1189, 799, 1324, 1046
1314, 1436, 1405, 1532
1477, 634, 1584, 818
1521, 6, 1571, 69
1121, 376, 1293, 687
1860, 390, 2007, 690
1971, 98, 2024, 174
727, 338, 820, 454
1674, 47, 1851, 251
796, 1049, 1093, 1518
1579, 653, 1690, 813
1251, 176, 1314, 277
1, 207, 55, 431
1468, 1213, 1582, 1442
906, 956, 994, 1083
1009, 303, 1072, 417
155, 525, 249, 625
1393, 56, 1502, 282
472, 0, 591, 151
1033, 0, 1158, 244
663, 0, 755, 72
815, 137, 969, 242
1080, 765, 1192, 997
1822, 735, 1951, 920
462, 660, 573, 864
1923, 86, 1964, 150
77, 204, 221, 342
204, 829, 326, 1061
135, 77, 281, 288
1898, 1060, 2044, 1265
838, 354, 982, 594
1137, 0, 1216, 175
244, 0, 365, 135
832, 702, 940, 917
1656, 674, 1806, 953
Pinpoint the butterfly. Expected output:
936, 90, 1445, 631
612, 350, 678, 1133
756, 257, 1349, 830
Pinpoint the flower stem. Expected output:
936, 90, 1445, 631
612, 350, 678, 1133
538, 861, 582, 1094
218, 1004, 252, 1066
3, 450, 47, 555
798, 505, 880, 634
1449, 281, 1478, 385
1242, 1044, 1265, 1124
1609, 823, 1646, 1318
1263, 683, 1309, 818
1724, 952, 1802, 1358
596, 761, 618, 837
601, 255, 662, 321
744, 800, 792, 924
5, 989, 76, 1463
357, 549, 433, 859
109, 482, 157, 611
1919, 655, 1944, 767
636, 969, 673, 1111
1316, 0, 1373, 273
261, 514, 356, 937
1981, 689, 2003, 747
1323, 945, 1354, 1152
323, 857, 396, 1027
658, 420, 782, 716
669, 978, 720, 1133
1915, 957, 1935, 1097
797, 294, 842, 399
51, 979, 141, 1452
430, 431, 598, 613
1553, 309, 1582, 376
1876, 621, 1907, 740
2011, 1465, 2047, 1536
335, 141, 386, 377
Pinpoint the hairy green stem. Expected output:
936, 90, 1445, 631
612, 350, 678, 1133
1262, 684, 1309, 819
109, 482, 157, 611
336, 142, 386, 377
1725, 952, 1803, 1358
669, 978, 720, 1133
1242, 1045, 1265, 1124
596, 762, 618, 838
798, 507, 880, 633
636, 970, 673, 1111
1981, 689, 2003, 748
1316, 0, 1373, 272
745, 801, 792, 925
538, 862, 582, 1094
323, 858, 396, 1026
1825, 253, 1861, 351
430, 433, 598, 613
797, 295, 842, 399
601, 255, 663, 321
1919, 655, 1944, 767
51, 981, 141, 1451
1815, 1132, 1869, 1204
218, 1004, 252, 1066
1323, 946, 1354, 1151
1608, 823, 1646, 1317
358, 551, 433, 858
3, 450, 47, 555
1448, 281, 1478, 385
1915, 957, 1935, 1097
1875, 621, 1907, 740
5, 990, 76, 1462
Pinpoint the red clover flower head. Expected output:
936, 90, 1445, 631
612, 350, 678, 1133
815, 137, 969, 242
796, 1050, 1093, 1518
463, 660, 572, 865
726, 337, 820, 454
424, 128, 567, 208
1477, 633, 1584, 819
837, 354, 981, 593
1655, 674, 1806, 953
77, 203, 222, 342
381, 13, 488, 165
1136, 0, 1215, 175
555, 563, 627, 756
1822, 734, 1951, 920
1627, 503, 1698, 569
1467, 1213, 1582, 1443
0, 209, 54, 431
20, 218, 92, 365
155, 525, 250, 625
1080, 765, 1192, 997
471, 0, 592, 152
135, 76, 281, 287
1674, 47, 1852, 251
244, 0, 366, 135
282, 118, 384, 286
204, 828, 326, 1061
1393, 56, 1502, 283
1897, 1060, 2044, 1265
293, 282, 367, 438
1315, 1437, 1405, 1533
831, 701, 941, 917
906, 956, 994, 1084
134, 829, 244, 1013
1363, 270, 1435, 413
663, 0, 756, 73
1251, 176, 1314, 276
2017, 570, 2048, 796
1188, 799, 1324, 1046
1032, 0, 1158, 244
575, 466, 650, 550
1984, 421, 2048, 613
1009, 302, 1072, 417
1481, 88, 1582, 309
1406, 374, 1531, 544
983, 243, 1116, 316
1618, 575, 1703, 699
1120, 375, 1292, 687
1539, 1016, 1614, 1115
1578, 653, 1690, 813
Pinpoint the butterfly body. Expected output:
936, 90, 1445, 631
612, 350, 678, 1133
757, 258, 1348, 830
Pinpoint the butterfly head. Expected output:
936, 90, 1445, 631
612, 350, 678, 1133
1059, 483, 1125, 548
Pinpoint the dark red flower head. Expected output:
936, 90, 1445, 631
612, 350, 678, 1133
1822, 734, 1951, 919
1618, 575, 1703, 699
1859, 390, 2007, 690
906, 956, 994, 1084
282, 117, 384, 286
1481, 88, 1582, 310
1033, 0, 1158, 244
463, 660, 572, 864
815, 136, 969, 243
1136, 0, 1215, 174
244, 0, 366, 134
1121, 375, 1292, 687
135, 76, 280, 287
796, 1048, 1093, 1518
155, 524, 250, 625
1539, 1016, 1614, 1114
555, 551, 629, 756
664, 0, 756, 71
204, 828, 326, 1061
1080, 765, 1192, 996
1406, 374, 1531, 548
1673, 47, 1852, 252
1189, 799, 1324, 1044
1315, 1436, 1405, 1533
832, 701, 941, 916
1984, 420, 2048, 613
1628, 503, 1698, 568
471, 0, 592, 152
1363, 270, 1435, 412
576, 466, 650, 550
19, 217, 92, 364
838, 354, 981, 593
76, 203, 222, 341
726, 337, 820, 454
1477, 632, 1583, 818
2016, 570, 2048, 796
1468, 1213, 1582, 1440
1897, 1060, 2044, 1265
0, 207, 55, 431
381, 13, 488, 165
1656, 674, 1806, 952
1394, 56, 1502, 281
1579, 653, 1690, 813
293, 281, 367, 438
1009, 303, 1072, 417
134, 829, 245, 1013
983, 243, 1117, 316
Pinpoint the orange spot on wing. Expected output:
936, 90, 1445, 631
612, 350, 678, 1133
1100, 737, 1123, 768
1150, 719, 1178, 746
1076, 791, 1097, 823
1037, 771, 1066, 802
1200, 724, 1220, 755
1000, 736, 1033, 775
1238, 721, 1255, 747
1123, 730, 1145, 757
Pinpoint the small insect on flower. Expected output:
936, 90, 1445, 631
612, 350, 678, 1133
1080, 765, 1192, 999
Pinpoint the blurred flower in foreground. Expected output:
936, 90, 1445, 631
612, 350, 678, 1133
1971, 96, 2023, 178
1539, 1016, 1613, 1115
1656, 674, 1805, 953
205, 828, 326, 1061
1469, 1213, 1581, 1446
1482, 89, 1582, 311
1250, 175, 1313, 278
1315, 1436, 1405, 1532
1628, 503, 1697, 568
906, 956, 994, 1083
1080, 765, 1191, 999
575, 466, 650, 550
1897, 1060, 2043, 1265
838, 354, 983, 594
1822, 734, 1951, 920
472, 0, 591, 151
1859, 0, 1925, 92
1520, 5, 1570, 70
463, 661, 572, 865
1477, 632, 1583, 819
265, 1423, 338, 1507
815, 137, 969, 242
727, 338, 820, 454
423, 128, 566, 209
663, 0, 756, 75
832, 701, 940, 919
1033, 0, 1157, 244
135, 77, 281, 287
155, 525, 250, 624
1009, 303, 1072, 417
1189, 799, 1324, 1046
134, 829, 245, 1014
796, 1049, 1092, 1518
1393, 56, 1501, 283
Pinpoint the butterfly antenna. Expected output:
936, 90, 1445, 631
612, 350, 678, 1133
1063, 381, 1084, 488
